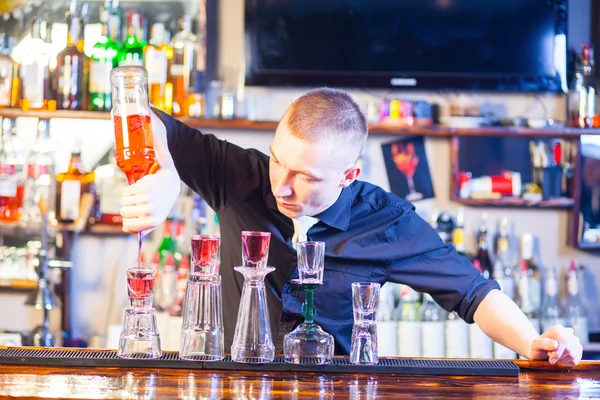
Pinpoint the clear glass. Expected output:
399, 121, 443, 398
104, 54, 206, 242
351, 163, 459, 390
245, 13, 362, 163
241, 231, 271, 269
118, 267, 162, 358
350, 282, 380, 365
180, 275, 224, 361
110, 65, 156, 269
284, 241, 333, 364
296, 241, 325, 284
231, 266, 275, 363
191, 235, 220, 276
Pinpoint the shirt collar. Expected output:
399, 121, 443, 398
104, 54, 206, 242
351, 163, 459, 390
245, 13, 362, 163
314, 185, 353, 231
265, 185, 353, 232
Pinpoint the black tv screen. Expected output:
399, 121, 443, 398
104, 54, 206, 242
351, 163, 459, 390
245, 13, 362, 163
244, 0, 568, 92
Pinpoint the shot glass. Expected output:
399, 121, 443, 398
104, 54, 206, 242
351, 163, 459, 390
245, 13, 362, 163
191, 235, 220, 276
241, 231, 271, 269
350, 282, 380, 365
296, 241, 325, 284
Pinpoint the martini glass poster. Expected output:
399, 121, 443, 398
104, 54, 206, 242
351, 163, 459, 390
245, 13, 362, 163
381, 136, 434, 202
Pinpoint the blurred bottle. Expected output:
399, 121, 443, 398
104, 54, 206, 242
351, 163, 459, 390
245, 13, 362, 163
540, 266, 566, 333
117, 11, 144, 66
377, 283, 398, 357
474, 213, 493, 280
519, 234, 542, 321
517, 259, 541, 332
468, 265, 494, 359
19, 18, 52, 111
420, 294, 446, 358
89, 0, 119, 111
566, 261, 589, 345
90, 147, 128, 225
453, 207, 472, 262
56, 4, 87, 110
0, 118, 26, 223
108, 0, 121, 44
397, 286, 421, 357
55, 140, 94, 224
493, 259, 515, 302
0, 34, 19, 108
568, 44, 596, 128
168, 15, 197, 116
445, 311, 469, 358
22, 119, 55, 225
158, 253, 177, 311
145, 23, 171, 111
169, 254, 189, 317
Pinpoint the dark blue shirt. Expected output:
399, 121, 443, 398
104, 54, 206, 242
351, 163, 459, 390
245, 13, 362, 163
159, 111, 500, 355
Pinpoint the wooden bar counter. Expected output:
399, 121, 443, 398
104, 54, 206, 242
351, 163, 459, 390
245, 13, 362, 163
0, 357, 598, 399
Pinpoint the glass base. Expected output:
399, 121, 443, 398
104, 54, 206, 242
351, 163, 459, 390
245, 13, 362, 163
180, 329, 224, 361
284, 322, 334, 364
231, 343, 274, 364
118, 307, 161, 359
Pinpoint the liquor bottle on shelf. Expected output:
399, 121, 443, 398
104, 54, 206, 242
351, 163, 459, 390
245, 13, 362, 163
493, 217, 512, 264
517, 259, 541, 333
566, 261, 589, 345
474, 213, 493, 280
55, 141, 95, 224
158, 253, 177, 311
568, 44, 596, 128
22, 119, 55, 226
453, 207, 472, 262
540, 266, 566, 333
519, 234, 542, 318
169, 254, 189, 317
55, 3, 87, 110
445, 311, 469, 358
90, 147, 128, 225
156, 218, 179, 265
19, 18, 52, 111
0, 118, 26, 223
145, 23, 171, 111
468, 268, 493, 359
168, 15, 197, 116
396, 286, 421, 357
117, 12, 144, 66
420, 294, 446, 358
89, 0, 119, 111
0, 34, 19, 109
108, 0, 121, 44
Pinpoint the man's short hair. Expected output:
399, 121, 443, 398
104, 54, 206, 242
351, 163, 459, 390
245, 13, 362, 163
284, 87, 368, 161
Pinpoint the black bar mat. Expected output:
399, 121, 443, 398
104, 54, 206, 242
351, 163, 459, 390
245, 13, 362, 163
0, 348, 519, 377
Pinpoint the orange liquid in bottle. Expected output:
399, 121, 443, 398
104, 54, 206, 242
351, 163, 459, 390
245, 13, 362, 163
0, 185, 25, 222
114, 114, 156, 184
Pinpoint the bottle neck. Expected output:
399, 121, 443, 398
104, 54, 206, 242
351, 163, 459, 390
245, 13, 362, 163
68, 152, 85, 173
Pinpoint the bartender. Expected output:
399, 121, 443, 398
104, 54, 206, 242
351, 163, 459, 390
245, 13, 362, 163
119, 87, 582, 366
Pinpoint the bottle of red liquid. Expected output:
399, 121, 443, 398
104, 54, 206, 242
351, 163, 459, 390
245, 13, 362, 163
0, 118, 26, 222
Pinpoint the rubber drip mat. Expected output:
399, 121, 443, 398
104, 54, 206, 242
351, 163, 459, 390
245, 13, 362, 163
0, 348, 519, 377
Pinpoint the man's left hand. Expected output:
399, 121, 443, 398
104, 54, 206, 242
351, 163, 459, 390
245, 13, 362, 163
529, 324, 583, 367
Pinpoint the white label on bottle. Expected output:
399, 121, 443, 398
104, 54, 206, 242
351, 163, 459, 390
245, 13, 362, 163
397, 321, 421, 357
468, 323, 493, 359
89, 61, 112, 94
571, 317, 589, 345
493, 342, 517, 359
60, 180, 81, 221
146, 48, 167, 84
58, 64, 73, 96
21, 61, 44, 104
119, 58, 143, 67
0, 180, 17, 197
377, 321, 398, 357
445, 319, 469, 358
170, 64, 185, 77
0, 61, 13, 106
541, 317, 567, 334
421, 321, 445, 358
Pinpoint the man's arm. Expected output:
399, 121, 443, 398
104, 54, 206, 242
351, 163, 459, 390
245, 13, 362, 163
474, 289, 583, 366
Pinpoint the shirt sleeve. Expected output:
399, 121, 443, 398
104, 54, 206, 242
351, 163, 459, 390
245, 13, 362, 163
153, 109, 253, 212
385, 206, 500, 324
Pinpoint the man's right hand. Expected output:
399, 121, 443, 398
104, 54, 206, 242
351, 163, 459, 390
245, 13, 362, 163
119, 111, 181, 234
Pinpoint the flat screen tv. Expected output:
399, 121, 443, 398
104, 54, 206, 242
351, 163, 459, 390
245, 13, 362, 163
244, 0, 568, 92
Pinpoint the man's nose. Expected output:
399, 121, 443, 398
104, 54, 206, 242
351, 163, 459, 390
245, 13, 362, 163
273, 172, 293, 198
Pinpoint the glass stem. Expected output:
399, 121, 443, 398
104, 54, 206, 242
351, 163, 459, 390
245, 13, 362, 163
303, 284, 316, 324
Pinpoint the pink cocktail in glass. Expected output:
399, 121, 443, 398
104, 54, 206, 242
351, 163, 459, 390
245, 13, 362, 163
191, 235, 220, 276
126, 267, 156, 304
241, 231, 271, 269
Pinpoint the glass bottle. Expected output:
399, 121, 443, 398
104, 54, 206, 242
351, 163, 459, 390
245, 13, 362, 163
168, 15, 197, 116
396, 286, 421, 357
89, 0, 119, 111
517, 259, 540, 332
540, 266, 566, 333
566, 261, 589, 345
0, 34, 19, 108
117, 12, 144, 67
22, 119, 55, 226
568, 44, 596, 128
145, 23, 171, 111
420, 293, 446, 358
91, 147, 128, 225
0, 118, 26, 223
19, 18, 51, 111
453, 207, 472, 262
55, 6, 86, 110
169, 254, 189, 317
474, 213, 493, 280
445, 311, 469, 358
520, 234, 542, 315
55, 141, 95, 224
109, 0, 122, 44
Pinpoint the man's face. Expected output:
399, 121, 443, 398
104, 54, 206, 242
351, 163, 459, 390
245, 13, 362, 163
269, 120, 355, 219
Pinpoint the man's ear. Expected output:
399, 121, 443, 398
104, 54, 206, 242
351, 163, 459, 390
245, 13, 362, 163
339, 165, 361, 188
